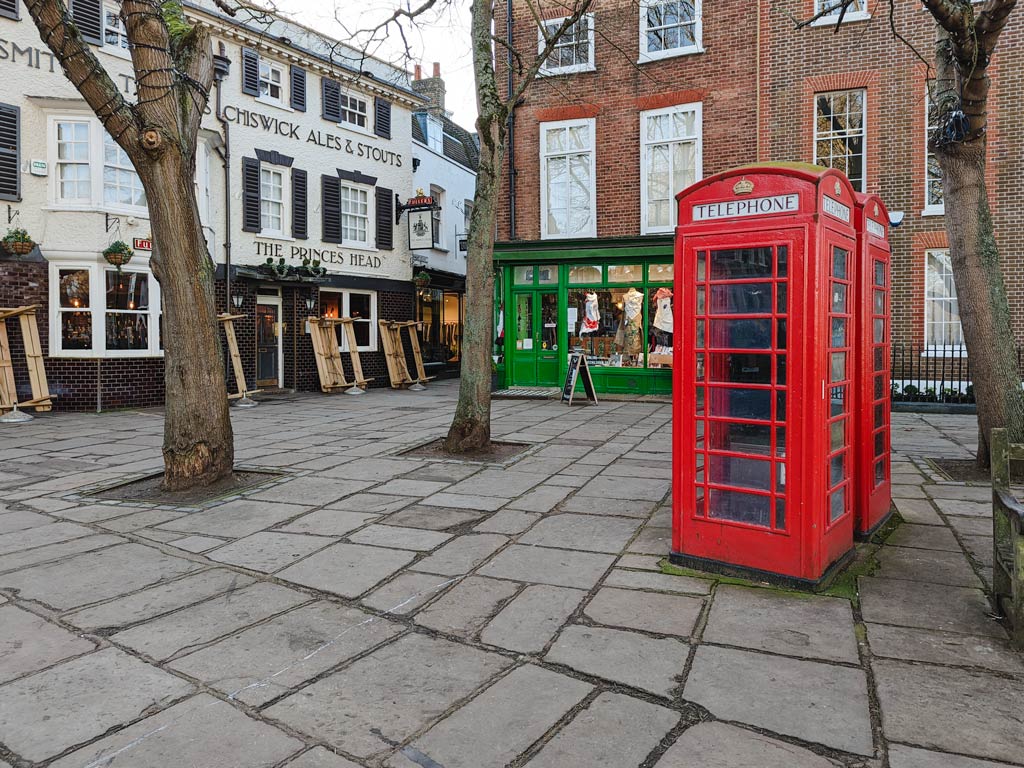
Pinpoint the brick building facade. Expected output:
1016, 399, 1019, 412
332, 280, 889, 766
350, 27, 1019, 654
493, 0, 1023, 394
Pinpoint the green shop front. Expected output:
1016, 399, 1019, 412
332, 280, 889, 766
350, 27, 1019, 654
494, 237, 675, 396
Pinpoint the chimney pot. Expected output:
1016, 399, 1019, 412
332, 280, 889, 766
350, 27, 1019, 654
414, 64, 422, 80
432, 62, 441, 78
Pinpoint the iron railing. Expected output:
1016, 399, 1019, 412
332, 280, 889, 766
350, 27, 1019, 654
890, 344, 1024, 404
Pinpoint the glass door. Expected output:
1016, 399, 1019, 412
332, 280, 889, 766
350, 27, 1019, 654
510, 290, 561, 387
255, 302, 280, 387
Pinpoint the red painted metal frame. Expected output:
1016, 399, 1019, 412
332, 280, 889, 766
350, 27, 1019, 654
672, 165, 859, 584
853, 192, 893, 537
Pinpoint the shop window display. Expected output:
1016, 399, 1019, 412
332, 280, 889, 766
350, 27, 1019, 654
105, 270, 150, 350
59, 268, 92, 350
570, 287, 646, 367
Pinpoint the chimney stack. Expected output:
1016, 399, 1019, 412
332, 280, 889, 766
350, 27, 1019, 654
411, 61, 446, 118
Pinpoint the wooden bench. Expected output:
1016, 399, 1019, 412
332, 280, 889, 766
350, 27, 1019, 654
990, 427, 1024, 648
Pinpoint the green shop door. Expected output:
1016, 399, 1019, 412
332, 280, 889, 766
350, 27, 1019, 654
511, 290, 560, 386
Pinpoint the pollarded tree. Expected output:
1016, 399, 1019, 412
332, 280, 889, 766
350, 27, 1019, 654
24, 0, 233, 489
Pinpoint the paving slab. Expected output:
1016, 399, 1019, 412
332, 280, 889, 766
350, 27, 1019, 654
616, 553, 663, 571
859, 577, 1005, 637
64, 568, 254, 631
602, 567, 713, 595
518, 514, 643, 554
100, 508, 186, 532
888, 744, 1018, 768
874, 659, 1024, 764
585, 586, 702, 638
265, 633, 511, 758
876, 545, 983, 588
48, 693, 303, 768
655, 721, 841, 767
684, 645, 873, 756
284, 747, 363, 768
277, 542, 416, 598
0, 533, 124, 574
278, 509, 379, 536
0, 509, 53, 533
348, 524, 452, 551
574, 476, 669, 502
885, 523, 963, 552
525, 691, 677, 768
112, 582, 308, 660
392, 665, 593, 768
170, 601, 401, 705
479, 544, 615, 589
946, 515, 993, 538
0, 543, 200, 609
158, 500, 313, 538
473, 510, 540, 534
933, 498, 993, 518
249, 477, 374, 505
419, 492, 510, 511
415, 576, 519, 638
0, 521, 95, 555
446, 469, 543, 498
627, 525, 672, 555
559, 496, 658, 517
170, 534, 228, 553
372, 478, 451, 497
321, 457, 423, 482
402, 463, 482, 483
703, 585, 858, 663
0, 604, 95, 683
207, 532, 335, 572
361, 571, 459, 615
0, 647, 194, 762
891, 483, 928, 499
414, 533, 509, 575
893, 498, 944, 526
546, 624, 688, 696
324, 492, 415, 515
865, 623, 1024, 673
480, 584, 586, 654
383, 505, 484, 530
926, 484, 993, 502
504, 484, 573, 513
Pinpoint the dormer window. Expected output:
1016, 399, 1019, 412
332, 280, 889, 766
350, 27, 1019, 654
427, 116, 443, 152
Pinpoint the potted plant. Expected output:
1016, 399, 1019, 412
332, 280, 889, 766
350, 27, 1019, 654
273, 256, 290, 278
413, 270, 431, 289
2, 228, 34, 255
102, 240, 134, 271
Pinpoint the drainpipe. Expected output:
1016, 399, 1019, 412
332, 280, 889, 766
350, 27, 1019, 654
506, 0, 517, 240
212, 45, 233, 307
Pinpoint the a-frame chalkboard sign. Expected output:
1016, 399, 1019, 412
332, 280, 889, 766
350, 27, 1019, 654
562, 351, 598, 405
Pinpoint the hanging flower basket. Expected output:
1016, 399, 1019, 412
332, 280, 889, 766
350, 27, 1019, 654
2, 228, 35, 255
413, 270, 431, 289
103, 240, 134, 271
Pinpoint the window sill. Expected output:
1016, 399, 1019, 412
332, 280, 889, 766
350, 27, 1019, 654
256, 96, 293, 113
338, 122, 372, 138
808, 11, 871, 27
50, 351, 165, 359
638, 46, 704, 64
340, 241, 378, 252
641, 225, 674, 236
44, 204, 150, 219
257, 231, 295, 242
540, 230, 597, 241
921, 205, 945, 217
538, 64, 596, 77
431, 246, 449, 254
99, 45, 132, 61
920, 348, 967, 358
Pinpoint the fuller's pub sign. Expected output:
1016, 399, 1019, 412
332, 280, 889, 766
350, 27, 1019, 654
401, 190, 439, 250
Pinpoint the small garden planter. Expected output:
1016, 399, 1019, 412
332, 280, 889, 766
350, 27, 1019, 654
103, 241, 134, 272
2, 228, 35, 255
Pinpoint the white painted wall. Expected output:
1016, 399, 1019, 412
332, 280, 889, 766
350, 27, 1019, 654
411, 130, 476, 277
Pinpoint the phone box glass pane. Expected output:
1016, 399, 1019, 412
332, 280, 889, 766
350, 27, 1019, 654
709, 454, 771, 491
708, 488, 771, 527
707, 387, 772, 421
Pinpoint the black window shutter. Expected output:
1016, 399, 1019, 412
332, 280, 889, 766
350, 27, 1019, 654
0, 103, 19, 202
374, 98, 392, 139
70, 0, 103, 45
241, 156, 261, 233
0, 0, 19, 22
292, 168, 308, 240
375, 186, 394, 251
241, 48, 259, 97
322, 175, 341, 243
290, 66, 306, 112
322, 79, 342, 122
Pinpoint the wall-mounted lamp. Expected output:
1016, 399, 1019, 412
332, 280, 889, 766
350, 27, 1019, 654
305, 295, 317, 314
231, 292, 244, 310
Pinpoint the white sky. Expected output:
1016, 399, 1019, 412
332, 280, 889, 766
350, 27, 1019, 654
278, 0, 480, 130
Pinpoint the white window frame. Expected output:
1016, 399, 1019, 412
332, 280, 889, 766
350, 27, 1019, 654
48, 114, 149, 216
339, 90, 370, 134
320, 288, 378, 352
53, 118, 92, 206
924, 248, 965, 355
923, 93, 944, 216
259, 166, 286, 237
339, 181, 372, 249
639, 0, 703, 63
538, 13, 595, 76
640, 101, 703, 234
540, 117, 597, 240
102, 132, 147, 210
102, 3, 131, 59
426, 115, 443, 152
257, 59, 286, 107
430, 184, 445, 250
49, 260, 163, 358
810, 0, 870, 26
813, 89, 867, 193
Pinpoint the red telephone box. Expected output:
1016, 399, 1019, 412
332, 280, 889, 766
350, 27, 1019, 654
672, 164, 859, 586
853, 193, 892, 537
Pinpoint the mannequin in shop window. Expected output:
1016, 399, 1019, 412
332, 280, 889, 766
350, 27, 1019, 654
649, 287, 673, 367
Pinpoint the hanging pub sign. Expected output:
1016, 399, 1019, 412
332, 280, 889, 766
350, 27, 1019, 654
401, 191, 438, 250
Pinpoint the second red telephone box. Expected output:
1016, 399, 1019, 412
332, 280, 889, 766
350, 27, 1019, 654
672, 164, 859, 586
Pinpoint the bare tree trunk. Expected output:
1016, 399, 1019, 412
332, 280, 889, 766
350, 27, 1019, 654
141, 151, 234, 488
931, 15, 1024, 467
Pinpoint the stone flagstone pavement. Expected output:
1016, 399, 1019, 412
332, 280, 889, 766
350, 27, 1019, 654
0, 381, 1021, 767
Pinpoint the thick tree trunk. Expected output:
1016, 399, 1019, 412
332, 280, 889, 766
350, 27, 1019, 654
444, 114, 505, 453
140, 150, 235, 488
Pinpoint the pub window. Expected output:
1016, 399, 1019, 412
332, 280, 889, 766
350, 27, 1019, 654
430, 184, 445, 249
340, 182, 370, 246
103, 132, 146, 208
540, 118, 596, 239
57, 268, 93, 352
55, 120, 92, 204
319, 289, 378, 352
641, 102, 702, 233
258, 59, 285, 105
340, 91, 369, 132
260, 167, 285, 236
51, 115, 148, 214
814, 89, 866, 192
103, 3, 130, 56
